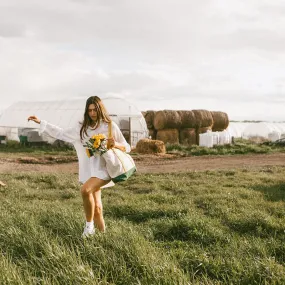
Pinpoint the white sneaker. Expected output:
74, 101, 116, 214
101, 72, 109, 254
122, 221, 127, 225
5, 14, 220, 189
82, 226, 95, 238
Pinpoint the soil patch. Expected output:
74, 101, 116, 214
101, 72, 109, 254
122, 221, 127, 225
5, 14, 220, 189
0, 153, 285, 174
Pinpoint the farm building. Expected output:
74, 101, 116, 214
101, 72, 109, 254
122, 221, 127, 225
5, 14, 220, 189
0, 97, 148, 146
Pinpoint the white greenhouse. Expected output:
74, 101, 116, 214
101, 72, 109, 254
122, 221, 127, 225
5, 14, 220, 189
0, 97, 148, 146
226, 122, 285, 141
242, 122, 285, 141
226, 122, 252, 138
198, 121, 285, 148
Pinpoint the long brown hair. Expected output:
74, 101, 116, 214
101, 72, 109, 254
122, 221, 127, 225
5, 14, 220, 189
80, 96, 111, 140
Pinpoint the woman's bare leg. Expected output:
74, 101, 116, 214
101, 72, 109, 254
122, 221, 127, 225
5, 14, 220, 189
93, 190, 105, 232
81, 177, 110, 223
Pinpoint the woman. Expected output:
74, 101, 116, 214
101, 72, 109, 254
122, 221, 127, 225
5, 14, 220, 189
28, 96, 131, 237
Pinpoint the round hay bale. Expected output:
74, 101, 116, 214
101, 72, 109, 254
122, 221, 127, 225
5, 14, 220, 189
148, 129, 157, 140
177, 110, 196, 128
211, 111, 229, 131
136, 139, 166, 154
192, 110, 213, 128
179, 128, 196, 146
153, 110, 182, 130
145, 111, 156, 129
157, 129, 179, 144
196, 126, 212, 144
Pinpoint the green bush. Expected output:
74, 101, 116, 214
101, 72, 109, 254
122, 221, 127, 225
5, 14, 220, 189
5, 140, 21, 149
0, 140, 75, 153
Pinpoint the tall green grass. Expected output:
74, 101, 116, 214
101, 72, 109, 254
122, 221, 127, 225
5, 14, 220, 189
0, 140, 75, 155
1, 167, 285, 284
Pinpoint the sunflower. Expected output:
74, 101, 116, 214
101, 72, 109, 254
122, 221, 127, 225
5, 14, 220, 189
84, 133, 108, 157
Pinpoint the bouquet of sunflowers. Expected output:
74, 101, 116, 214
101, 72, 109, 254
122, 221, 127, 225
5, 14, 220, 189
84, 134, 108, 157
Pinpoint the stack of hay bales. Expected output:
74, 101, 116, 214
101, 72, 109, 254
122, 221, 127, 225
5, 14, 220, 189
178, 110, 196, 145
142, 109, 229, 146
136, 138, 166, 154
154, 110, 181, 144
192, 110, 214, 144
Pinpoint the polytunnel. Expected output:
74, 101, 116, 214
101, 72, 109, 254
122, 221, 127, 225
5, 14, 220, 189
0, 97, 148, 146
226, 122, 252, 138
242, 122, 285, 141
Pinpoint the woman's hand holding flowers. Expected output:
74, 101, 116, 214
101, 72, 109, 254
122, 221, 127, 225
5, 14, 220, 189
84, 134, 108, 157
84, 134, 126, 158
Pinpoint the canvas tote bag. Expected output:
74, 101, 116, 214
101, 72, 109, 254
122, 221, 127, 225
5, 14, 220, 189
102, 122, 136, 182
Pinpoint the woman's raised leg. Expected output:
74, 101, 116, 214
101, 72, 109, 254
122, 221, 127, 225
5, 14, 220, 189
81, 177, 110, 236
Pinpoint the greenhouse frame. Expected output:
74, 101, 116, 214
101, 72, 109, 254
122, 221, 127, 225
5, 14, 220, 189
0, 97, 148, 146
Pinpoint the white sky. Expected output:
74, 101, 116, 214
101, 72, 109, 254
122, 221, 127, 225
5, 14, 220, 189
0, 0, 284, 121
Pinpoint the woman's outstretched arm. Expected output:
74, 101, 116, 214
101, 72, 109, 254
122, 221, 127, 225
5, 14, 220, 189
27, 116, 78, 144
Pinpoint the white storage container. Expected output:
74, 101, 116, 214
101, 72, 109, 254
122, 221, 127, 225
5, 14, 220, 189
199, 133, 214, 148
219, 130, 231, 145
210, 132, 219, 146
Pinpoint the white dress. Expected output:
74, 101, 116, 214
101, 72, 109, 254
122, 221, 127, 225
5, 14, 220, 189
39, 120, 131, 188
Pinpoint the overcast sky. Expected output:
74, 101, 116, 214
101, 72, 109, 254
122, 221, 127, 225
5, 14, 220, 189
0, 0, 284, 121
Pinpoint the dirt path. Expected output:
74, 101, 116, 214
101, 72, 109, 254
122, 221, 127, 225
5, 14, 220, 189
1, 153, 285, 174
136, 153, 285, 173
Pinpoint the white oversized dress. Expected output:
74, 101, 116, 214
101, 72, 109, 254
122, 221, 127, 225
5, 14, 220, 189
39, 120, 131, 188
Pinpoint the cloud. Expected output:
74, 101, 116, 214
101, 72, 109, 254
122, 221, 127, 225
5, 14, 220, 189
210, 29, 285, 52
0, 23, 24, 38
0, 0, 284, 121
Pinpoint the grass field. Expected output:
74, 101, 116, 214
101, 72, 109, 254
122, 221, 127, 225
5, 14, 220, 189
1, 166, 285, 284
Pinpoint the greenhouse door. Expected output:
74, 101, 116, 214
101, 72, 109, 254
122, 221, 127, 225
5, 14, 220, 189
110, 115, 132, 145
